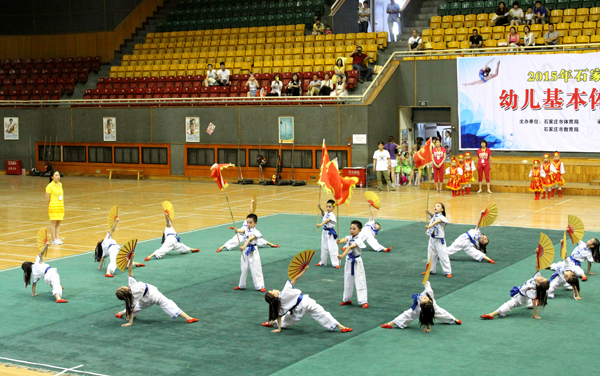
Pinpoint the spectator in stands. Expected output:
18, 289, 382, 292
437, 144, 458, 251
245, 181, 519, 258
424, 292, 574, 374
320, 73, 334, 96
245, 74, 259, 97
492, 2, 509, 26
313, 18, 325, 36
386, 0, 401, 42
408, 29, 423, 51
267, 73, 283, 96
524, 7, 534, 25
508, 27, 520, 50
509, 1, 524, 26
533, 1, 550, 24
544, 23, 559, 47
325, 26, 333, 35
331, 75, 348, 97
334, 58, 346, 82
469, 29, 483, 49
350, 46, 373, 83
203, 64, 217, 87
358, 1, 371, 33
522, 25, 535, 50
216, 62, 230, 86
307, 74, 322, 96
285, 73, 302, 96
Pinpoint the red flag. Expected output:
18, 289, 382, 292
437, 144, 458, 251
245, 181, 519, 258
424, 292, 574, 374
318, 139, 330, 192
210, 163, 234, 190
324, 159, 359, 206
413, 138, 433, 169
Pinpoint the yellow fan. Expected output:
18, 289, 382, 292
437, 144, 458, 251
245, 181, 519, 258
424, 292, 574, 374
251, 192, 257, 214
364, 191, 381, 210
477, 203, 498, 228
162, 201, 174, 221
37, 228, 48, 251
536, 232, 555, 271
561, 231, 567, 260
567, 215, 585, 244
116, 239, 138, 271
108, 206, 118, 229
288, 250, 316, 280
422, 253, 433, 285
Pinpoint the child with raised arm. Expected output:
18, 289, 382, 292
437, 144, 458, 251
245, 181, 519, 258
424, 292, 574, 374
337, 220, 369, 308
423, 202, 453, 278
554, 238, 599, 280
446, 210, 494, 264
547, 262, 581, 300
262, 266, 353, 333
480, 271, 549, 320
115, 254, 198, 327
315, 199, 340, 268
216, 222, 279, 252
381, 281, 461, 333
360, 205, 392, 253
233, 213, 266, 292
22, 243, 67, 303
94, 218, 144, 277
144, 214, 200, 261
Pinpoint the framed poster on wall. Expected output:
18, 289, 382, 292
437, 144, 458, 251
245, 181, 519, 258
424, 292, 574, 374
4, 117, 18, 140
103, 117, 116, 142
186, 117, 200, 142
278, 116, 294, 143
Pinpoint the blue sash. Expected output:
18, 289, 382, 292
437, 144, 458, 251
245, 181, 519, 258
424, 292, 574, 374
325, 227, 338, 239
366, 224, 378, 235
44, 266, 51, 274
550, 272, 559, 282
430, 234, 445, 245
509, 286, 522, 298
166, 233, 181, 242
569, 256, 581, 267
411, 293, 420, 310
466, 232, 478, 246
244, 244, 257, 256
348, 253, 361, 276
288, 295, 304, 315
143, 284, 149, 297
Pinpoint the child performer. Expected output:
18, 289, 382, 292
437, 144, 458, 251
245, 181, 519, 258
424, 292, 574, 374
423, 203, 453, 278
22, 243, 67, 303
360, 205, 392, 253
446, 211, 494, 264
551, 152, 565, 197
541, 153, 556, 199
380, 281, 461, 332
457, 154, 469, 195
233, 213, 266, 292
115, 254, 198, 327
144, 214, 200, 261
315, 200, 339, 268
337, 220, 369, 308
445, 158, 463, 197
547, 262, 581, 300
95, 218, 144, 277
463, 152, 476, 195
529, 160, 545, 200
480, 271, 549, 320
432, 139, 446, 193
262, 266, 353, 333
553, 238, 599, 281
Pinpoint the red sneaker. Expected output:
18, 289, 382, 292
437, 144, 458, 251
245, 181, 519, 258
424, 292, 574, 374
271, 244, 280, 248
115, 313, 123, 319
582, 276, 588, 281
341, 328, 353, 333
455, 319, 462, 325
480, 314, 494, 320
262, 322, 273, 327
381, 324, 393, 329
421, 271, 426, 275
446, 274, 453, 278
136, 263, 145, 267
105, 274, 114, 278
216, 248, 222, 252
340, 301, 352, 306
384, 247, 392, 252
234, 286, 245, 290
187, 318, 199, 323
144, 257, 151, 261
335, 265, 340, 269
191, 249, 200, 253
362, 303, 369, 309
558, 191, 562, 197
56, 299, 68, 303
315, 263, 322, 266
488, 259, 495, 264
259, 288, 266, 292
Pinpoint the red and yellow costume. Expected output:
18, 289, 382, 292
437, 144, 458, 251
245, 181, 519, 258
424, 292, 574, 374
457, 155, 469, 188
541, 154, 555, 188
446, 159, 463, 196
463, 152, 475, 182
552, 153, 565, 187
529, 160, 545, 200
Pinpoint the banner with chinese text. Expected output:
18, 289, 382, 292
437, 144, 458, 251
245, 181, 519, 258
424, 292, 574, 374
458, 53, 600, 152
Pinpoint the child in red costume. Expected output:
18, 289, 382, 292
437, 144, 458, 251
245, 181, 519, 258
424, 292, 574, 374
529, 160, 545, 200
463, 152, 476, 194
541, 153, 556, 199
551, 152, 565, 197
446, 158, 463, 197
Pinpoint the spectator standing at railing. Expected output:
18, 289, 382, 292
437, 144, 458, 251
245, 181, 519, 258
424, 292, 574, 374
522, 25, 535, 50
469, 29, 483, 49
350, 46, 373, 83
492, 2, 509, 26
408, 29, 423, 51
358, 1, 371, 33
533, 1, 550, 24
386, 0, 401, 42
509, 1, 524, 26
544, 23, 559, 47
320, 73, 334, 96
307, 74, 322, 96
216, 62, 231, 86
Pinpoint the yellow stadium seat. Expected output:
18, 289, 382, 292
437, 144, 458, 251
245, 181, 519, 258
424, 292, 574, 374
366, 45, 377, 61
445, 28, 457, 42
492, 26, 505, 39
314, 35, 325, 47
304, 47, 314, 59
335, 46, 345, 56
432, 42, 446, 50
447, 40, 460, 49
456, 28, 468, 41
535, 37, 546, 46
563, 9, 576, 23
313, 46, 324, 60
480, 26, 492, 40
453, 15, 465, 29
476, 13, 488, 28
556, 23, 569, 38
377, 31, 388, 48
432, 28, 445, 43
441, 15, 453, 29
562, 36, 576, 44
591, 35, 600, 43
430, 16, 442, 29
551, 9, 563, 24
293, 47, 303, 60
421, 29, 432, 43
263, 60, 273, 74
304, 35, 314, 49
460, 40, 470, 49
314, 58, 325, 72
576, 8, 589, 23
590, 7, 600, 22
530, 24, 543, 38
464, 14, 476, 28
577, 35, 590, 45
324, 58, 336, 71
582, 21, 596, 36
283, 60, 293, 73
484, 39, 497, 47
569, 22, 583, 36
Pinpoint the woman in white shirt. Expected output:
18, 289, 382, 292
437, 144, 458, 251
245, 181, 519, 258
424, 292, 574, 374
330, 76, 348, 97
319, 73, 334, 96
267, 73, 283, 96
245, 73, 259, 97
509, 1, 524, 26
521, 25, 535, 50
203, 64, 217, 87
373, 141, 396, 192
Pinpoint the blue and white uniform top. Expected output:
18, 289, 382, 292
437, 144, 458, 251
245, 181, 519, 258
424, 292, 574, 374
242, 227, 263, 255
163, 225, 180, 242
411, 281, 434, 310
426, 213, 448, 239
321, 212, 336, 230
31, 256, 56, 284
101, 232, 118, 258
513, 272, 540, 300
361, 220, 378, 238
570, 241, 594, 264
128, 276, 150, 303
464, 228, 482, 247
278, 280, 303, 316
551, 263, 575, 282
343, 234, 367, 258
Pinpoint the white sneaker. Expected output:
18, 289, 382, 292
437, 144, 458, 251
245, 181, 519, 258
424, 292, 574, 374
57, 239, 64, 245
51, 240, 60, 245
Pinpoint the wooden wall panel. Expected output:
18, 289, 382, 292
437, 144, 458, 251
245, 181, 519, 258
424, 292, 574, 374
54, 34, 67, 59
42, 35, 56, 58
64, 34, 77, 57
5, 38, 19, 60
0, 38, 7, 60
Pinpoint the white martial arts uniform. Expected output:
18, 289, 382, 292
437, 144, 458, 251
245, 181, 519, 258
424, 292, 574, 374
319, 212, 339, 267
101, 232, 119, 275
426, 213, 452, 275
278, 280, 338, 331
496, 272, 540, 317
552, 241, 595, 277
221, 220, 271, 250
128, 276, 182, 318
239, 227, 265, 290
392, 282, 457, 328
153, 225, 191, 259
446, 228, 486, 262
342, 234, 368, 305
31, 256, 62, 296
548, 262, 575, 299
360, 220, 385, 252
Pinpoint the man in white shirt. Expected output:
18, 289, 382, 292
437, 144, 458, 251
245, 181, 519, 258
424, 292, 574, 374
216, 62, 231, 86
373, 141, 396, 191
386, 0, 401, 42
408, 29, 423, 51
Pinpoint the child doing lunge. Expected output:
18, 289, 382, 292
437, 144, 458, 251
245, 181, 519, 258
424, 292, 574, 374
233, 213, 266, 292
380, 281, 461, 333
423, 203, 453, 278
552, 238, 599, 281
217, 223, 279, 252
115, 254, 198, 327
337, 220, 369, 308
22, 242, 67, 303
446, 211, 494, 264
480, 271, 549, 320
262, 266, 353, 333
529, 160, 545, 200
360, 205, 392, 253
315, 200, 339, 268
144, 214, 200, 261
94, 218, 144, 277
547, 261, 581, 300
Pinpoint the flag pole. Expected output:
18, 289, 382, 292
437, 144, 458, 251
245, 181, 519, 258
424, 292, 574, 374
426, 163, 431, 222
336, 202, 340, 258
224, 189, 245, 262
317, 187, 321, 233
